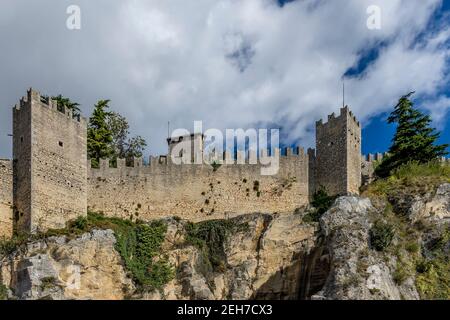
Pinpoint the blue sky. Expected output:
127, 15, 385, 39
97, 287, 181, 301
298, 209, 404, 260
359, 1, 450, 155
0, 0, 449, 158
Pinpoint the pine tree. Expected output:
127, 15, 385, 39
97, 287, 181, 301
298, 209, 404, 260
87, 100, 113, 167
376, 92, 449, 177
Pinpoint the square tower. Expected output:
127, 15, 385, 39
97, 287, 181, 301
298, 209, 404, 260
315, 106, 361, 195
13, 89, 87, 234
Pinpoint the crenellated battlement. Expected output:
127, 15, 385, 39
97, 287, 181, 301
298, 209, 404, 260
316, 106, 361, 128
362, 153, 389, 163
88, 147, 309, 178
13, 88, 86, 125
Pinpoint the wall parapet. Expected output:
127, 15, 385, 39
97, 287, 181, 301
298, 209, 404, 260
316, 106, 361, 128
362, 153, 389, 163
13, 88, 86, 124
89, 147, 309, 172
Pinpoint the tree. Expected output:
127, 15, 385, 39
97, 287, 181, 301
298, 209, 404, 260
106, 112, 147, 165
52, 94, 81, 118
87, 100, 113, 167
376, 92, 449, 177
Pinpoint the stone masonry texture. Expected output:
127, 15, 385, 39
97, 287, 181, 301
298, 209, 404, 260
12, 89, 87, 234
0, 89, 377, 237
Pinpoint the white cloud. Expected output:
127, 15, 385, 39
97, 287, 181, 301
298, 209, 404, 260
0, 0, 448, 157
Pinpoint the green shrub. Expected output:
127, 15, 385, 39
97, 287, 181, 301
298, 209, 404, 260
393, 260, 410, 284
416, 255, 450, 300
40, 277, 57, 291
370, 221, 395, 251
311, 187, 335, 215
73, 216, 88, 231
405, 241, 420, 254
211, 161, 222, 172
185, 219, 249, 273
0, 284, 7, 300
115, 221, 174, 292
0, 234, 29, 257
302, 210, 321, 224
303, 188, 336, 223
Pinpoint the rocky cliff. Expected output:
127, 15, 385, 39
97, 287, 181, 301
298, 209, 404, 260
1, 182, 448, 300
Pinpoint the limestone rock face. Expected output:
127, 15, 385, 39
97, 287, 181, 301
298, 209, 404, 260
409, 183, 450, 223
1, 230, 133, 300
142, 214, 317, 300
317, 197, 419, 300
3, 189, 447, 300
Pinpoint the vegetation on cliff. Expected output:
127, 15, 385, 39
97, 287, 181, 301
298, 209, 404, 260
185, 219, 249, 273
0, 212, 174, 293
71, 213, 174, 292
363, 161, 450, 299
302, 187, 336, 223
376, 92, 448, 177
0, 284, 7, 300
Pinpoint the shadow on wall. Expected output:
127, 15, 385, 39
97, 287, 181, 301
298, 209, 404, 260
252, 245, 330, 300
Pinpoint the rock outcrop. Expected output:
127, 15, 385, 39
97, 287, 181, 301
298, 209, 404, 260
409, 183, 450, 223
315, 197, 419, 300
1, 230, 133, 300
1, 183, 448, 300
143, 213, 318, 300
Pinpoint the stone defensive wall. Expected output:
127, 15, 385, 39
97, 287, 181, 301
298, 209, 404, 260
0, 159, 13, 238
88, 148, 310, 222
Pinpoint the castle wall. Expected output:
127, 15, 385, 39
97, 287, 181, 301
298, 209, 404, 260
87, 150, 309, 221
13, 89, 87, 233
0, 160, 13, 238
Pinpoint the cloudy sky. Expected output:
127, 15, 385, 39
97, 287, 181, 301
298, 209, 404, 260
0, 0, 449, 158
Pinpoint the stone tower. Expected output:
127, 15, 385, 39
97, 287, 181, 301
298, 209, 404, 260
13, 89, 87, 234
315, 106, 361, 195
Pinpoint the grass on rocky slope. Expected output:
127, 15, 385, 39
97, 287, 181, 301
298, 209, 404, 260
0, 212, 174, 292
0, 284, 7, 300
362, 161, 450, 300
363, 161, 450, 209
